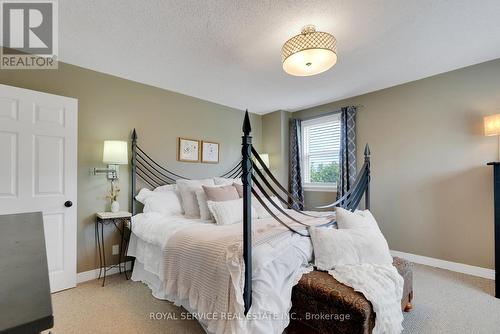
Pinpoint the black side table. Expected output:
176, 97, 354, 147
95, 211, 132, 287
487, 162, 500, 298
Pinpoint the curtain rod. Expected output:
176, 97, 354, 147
294, 104, 364, 122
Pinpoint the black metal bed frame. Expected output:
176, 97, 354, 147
130, 110, 371, 315
130, 129, 243, 215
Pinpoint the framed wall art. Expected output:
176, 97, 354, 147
201, 141, 219, 164
178, 138, 200, 162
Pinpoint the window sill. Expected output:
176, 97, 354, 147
303, 185, 337, 193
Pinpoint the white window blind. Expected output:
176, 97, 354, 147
301, 113, 341, 190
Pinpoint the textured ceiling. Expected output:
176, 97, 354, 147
59, 0, 500, 114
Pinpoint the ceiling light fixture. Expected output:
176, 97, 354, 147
282, 25, 337, 76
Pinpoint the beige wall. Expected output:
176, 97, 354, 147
303, 190, 337, 211
262, 110, 290, 188
2, 57, 498, 272
0, 63, 262, 273
291, 58, 500, 269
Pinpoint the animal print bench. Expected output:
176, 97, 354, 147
288, 257, 413, 334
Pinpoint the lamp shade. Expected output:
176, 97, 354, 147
255, 153, 270, 170
484, 114, 500, 136
282, 25, 337, 76
103, 140, 128, 164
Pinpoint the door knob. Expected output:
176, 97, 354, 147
64, 201, 73, 208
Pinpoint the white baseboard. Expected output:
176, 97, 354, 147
77, 261, 132, 284
76, 254, 494, 284
390, 250, 495, 280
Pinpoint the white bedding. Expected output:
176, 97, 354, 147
131, 212, 213, 248
129, 209, 401, 334
129, 213, 214, 300
329, 264, 404, 334
316, 208, 404, 334
128, 211, 323, 334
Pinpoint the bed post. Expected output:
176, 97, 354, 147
364, 144, 371, 210
131, 129, 137, 215
241, 110, 252, 315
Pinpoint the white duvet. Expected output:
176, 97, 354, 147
131, 212, 213, 248
130, 211, 403, 334
130, 212, 316, 334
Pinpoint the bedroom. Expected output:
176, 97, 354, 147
0, 1, 499, 333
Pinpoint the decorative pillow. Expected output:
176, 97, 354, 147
309, 226, 393, 270
202, 185, 239, 202
195, 190, 212, 221
135, 188, 183, 216
207, 198, 257, 225
213, 177, 242, 186
336, 207, 381, 231
196, 185, 240, 221
176, 179, 215, 218
232, 182, 263, 198
233, 182, 244, 197
253, 195, 284, 219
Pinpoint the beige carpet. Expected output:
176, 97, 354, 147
401, 264, 500, 333
43, 264, 500, 334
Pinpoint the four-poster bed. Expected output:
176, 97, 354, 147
130, 110, 371, 314
127, 111, 411, 333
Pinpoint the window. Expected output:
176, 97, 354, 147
301, 114, 340, 191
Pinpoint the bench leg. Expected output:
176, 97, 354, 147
404, 291, 413, 312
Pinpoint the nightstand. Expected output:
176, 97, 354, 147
95, 211, 132, 286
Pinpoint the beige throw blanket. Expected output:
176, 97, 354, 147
163, 211, 331, 334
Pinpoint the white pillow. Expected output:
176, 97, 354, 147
135, 188, 183, 216
309, 226, 393, 270
213, 177, 242, 186
207, 198, 257, 225
336, 207, 381, 231
195, 190, 212, 221
176, 179, 215, 218
252, 196, 284, 219
154, 184, 176, 192
153, 184, 183, 212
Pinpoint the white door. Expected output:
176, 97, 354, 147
0, 84, 77, 292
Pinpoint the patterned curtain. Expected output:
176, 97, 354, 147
289, 119, 305, 210
337, 106, 357, 199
